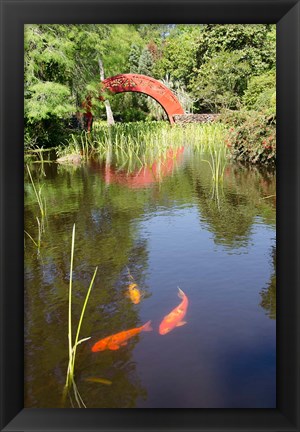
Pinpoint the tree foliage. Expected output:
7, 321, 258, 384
24, 23, 276, 147
191, 51, 251, 112
153, 25, 200, 86
195, 24, 275, 73
25, 24, 112, 145
243, 70, 276, 114
189, 25, 275, 112
138, 48, 154, 76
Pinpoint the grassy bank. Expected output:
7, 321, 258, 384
55, 121, 227, 167
25, 116, 276, 169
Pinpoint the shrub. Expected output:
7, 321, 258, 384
243, 70, 276, 115
220, 110, 276, 166
24, 117, 71, 149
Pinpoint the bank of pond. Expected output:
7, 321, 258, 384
25, 118, 276, 169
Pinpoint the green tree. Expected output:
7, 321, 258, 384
129, 44, 142, 73
101, 25, 142, 76
195, 24, 276, 74
98, 25, 144, 121
138, 48, 154, 76
153, 25, 200, 87
187, 24, 276, 112
24, 24, 112, 145
135, 24, 173, 42
191, 51, 251, 112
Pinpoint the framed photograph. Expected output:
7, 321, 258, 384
1, 0, 299, 431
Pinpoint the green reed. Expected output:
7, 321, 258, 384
63, 224, 98, 408
202, 146, 228, 184
24, 228, 38, 248
25, 165, 47, 252
26, 164, 47, 220
24, 147, 55, 170
62, 121, 227, 171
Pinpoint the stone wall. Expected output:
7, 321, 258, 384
173, 114, 219, 124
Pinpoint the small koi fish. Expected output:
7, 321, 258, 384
159, 288, 188, 335
126, 267, 142, 304
127, 282, 142, 304
91, 320, 153, 352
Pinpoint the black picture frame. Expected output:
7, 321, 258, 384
0, 0, 299, 431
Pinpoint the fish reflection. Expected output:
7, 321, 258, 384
91, 321, 153, 352
159, 288, 188, 335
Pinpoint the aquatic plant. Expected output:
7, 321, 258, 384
61, 121, 227, 172
64, 224, 98, 408
26, 164, 47, 220
202, 146, 228, 184
24, 227, 39, 248
24, 146, 56, 169
25, 165, 47, 253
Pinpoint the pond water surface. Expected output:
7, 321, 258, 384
24, 146, 276, 408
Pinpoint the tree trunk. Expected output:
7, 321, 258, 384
98, 58, 115, 126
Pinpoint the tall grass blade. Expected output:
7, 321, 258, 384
24, 230, 38, 248
70, 266, 98, 377
63, 223, 98, 408
26, 164, 46, 218
67, 224, 75, 385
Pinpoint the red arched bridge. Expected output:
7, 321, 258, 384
83, 74, 184, 130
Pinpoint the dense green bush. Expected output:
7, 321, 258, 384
243, 70, 276, 114
220, 110, 276, 166
24, 117, 72, 149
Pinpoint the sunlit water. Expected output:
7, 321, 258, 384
24, 147, 276, 408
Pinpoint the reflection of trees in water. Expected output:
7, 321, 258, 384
194, 177, 253, 248
78, 340, 147, 408
24, 164, 150, 407
73, 241, 149, 408
78, 234, 150, 407
260, 246, 276, 319
24, 154, 276, 407
188, 158, 276, 249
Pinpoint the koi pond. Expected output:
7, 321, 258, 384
24, 145, 276, 408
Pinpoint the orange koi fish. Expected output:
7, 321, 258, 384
159, 288, 188, 335
126, 267, 142, 304
91, 321, 152, 352
127, 282, 142, 304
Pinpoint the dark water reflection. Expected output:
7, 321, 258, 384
24, 147, 276, 408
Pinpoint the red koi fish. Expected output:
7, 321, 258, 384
159, 288, 188, 335
91, 321, 152, 352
